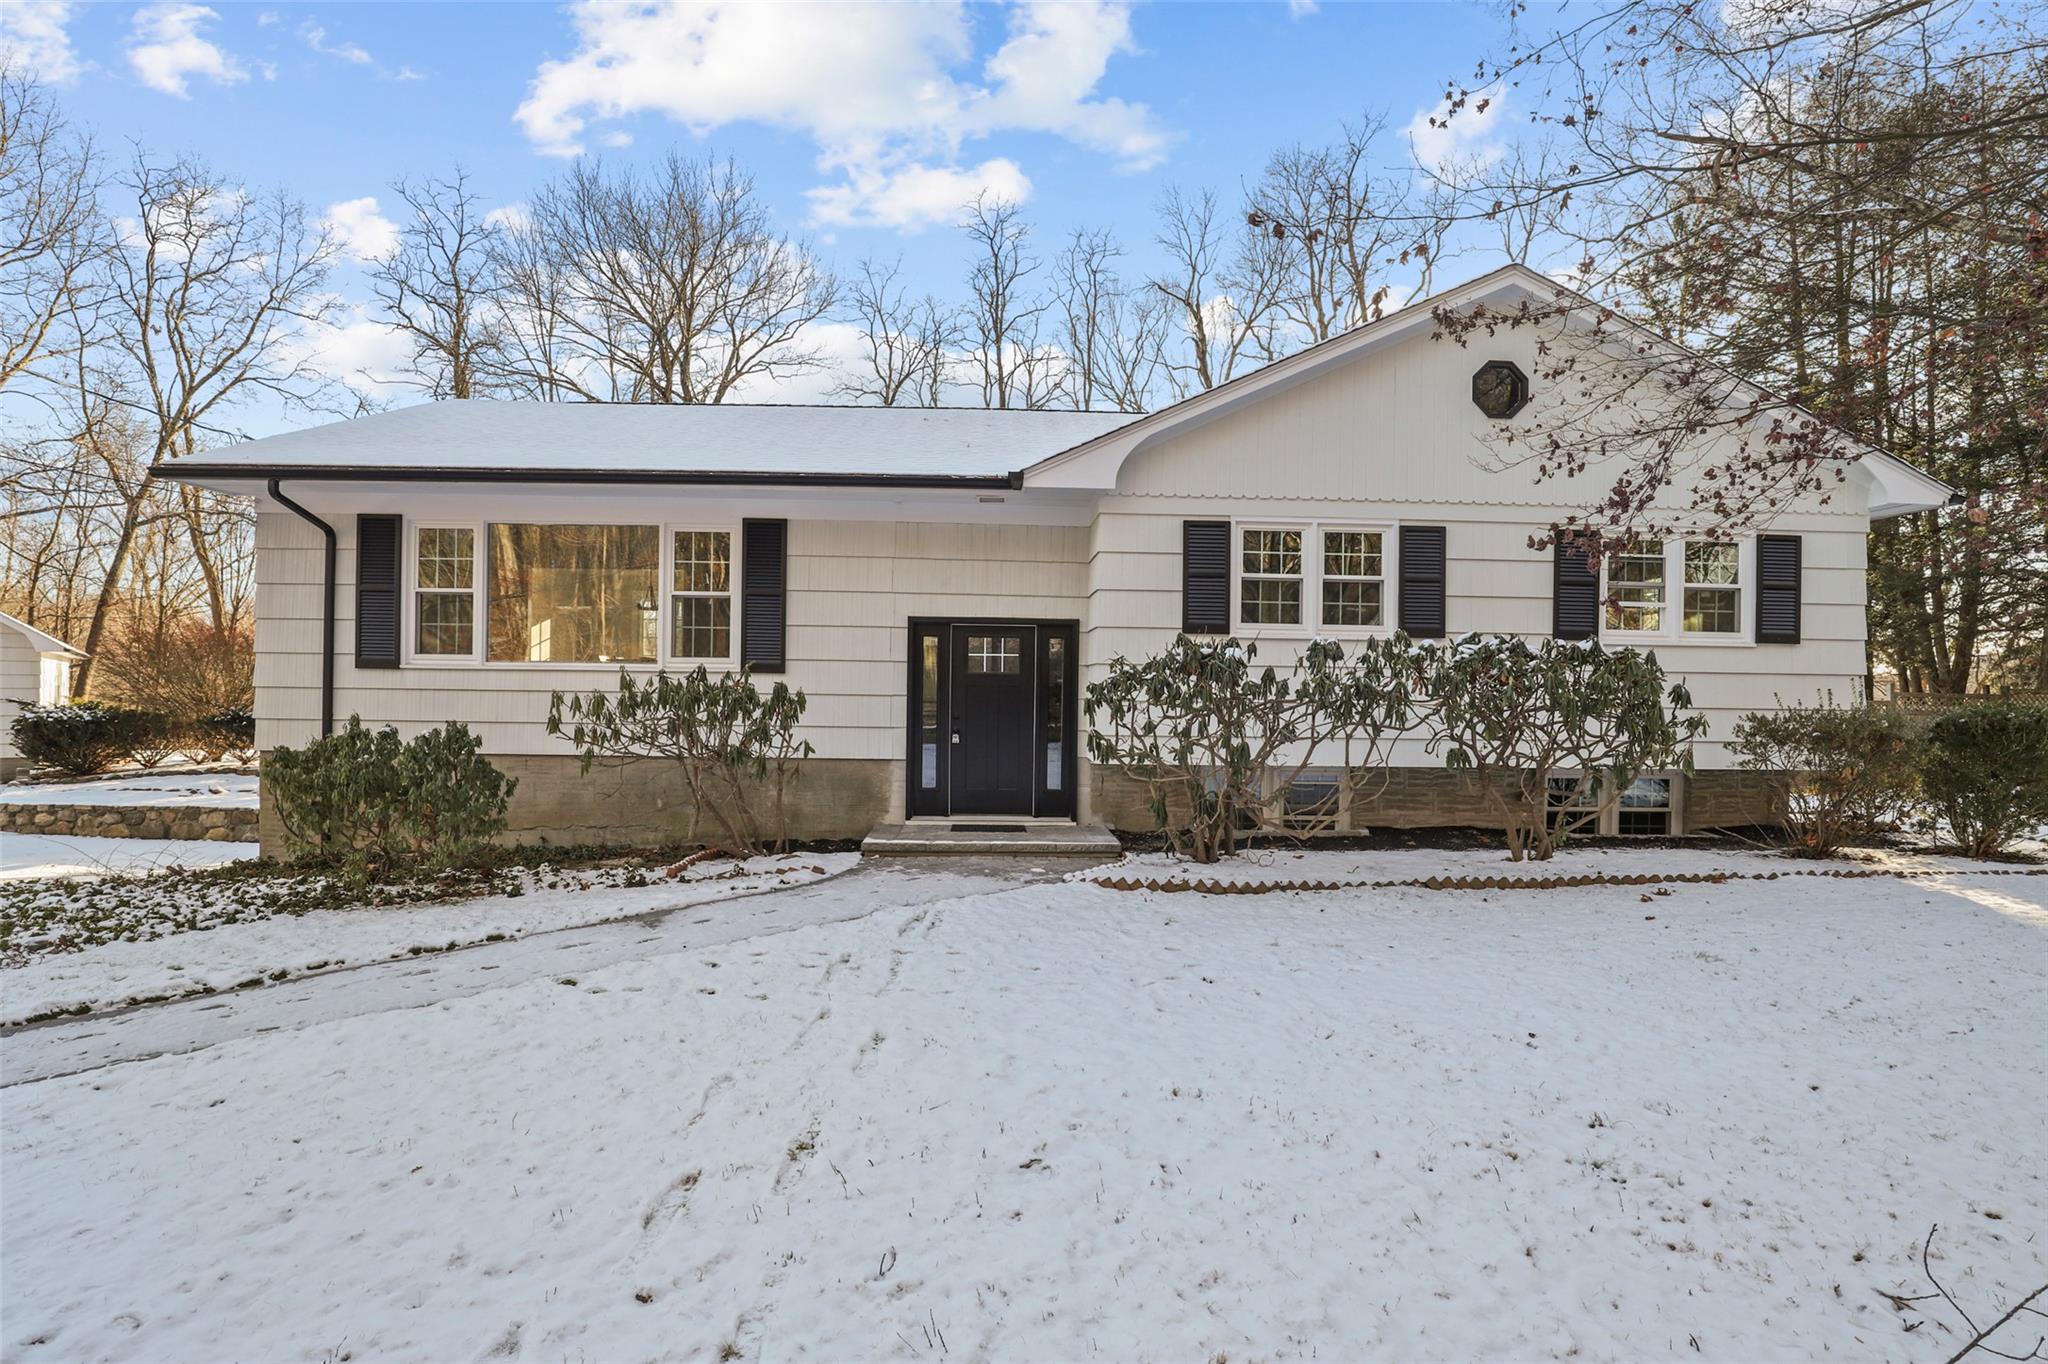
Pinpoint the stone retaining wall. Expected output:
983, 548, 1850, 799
0, 802, 257, 842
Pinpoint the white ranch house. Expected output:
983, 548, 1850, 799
156, 266, 1952, 849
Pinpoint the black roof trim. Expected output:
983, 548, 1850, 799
150, 463, 1026, 491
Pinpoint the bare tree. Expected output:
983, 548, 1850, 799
1149, 185, 1285, 398
1051, 227, 1164, 412
1248, 114, 1449, 345
368, 168, 505, 400
834, 256, 955, 406
0, 60, 105, 395
1422, 0, 2047, 696
103, 150, 338, 640
960, 193, 1050, 409
493, 154, 836, 404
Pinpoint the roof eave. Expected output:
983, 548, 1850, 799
149, 463, 1028, 491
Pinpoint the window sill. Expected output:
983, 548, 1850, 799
1599, 632, 1755, 649
1232, 624, 1397, 640
393, 659, 741, 672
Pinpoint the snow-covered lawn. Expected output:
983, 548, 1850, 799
0, 832, 258, 883
1, 852, 857, 1022
3, 857, 2043, 1361
0, 771, 257, 809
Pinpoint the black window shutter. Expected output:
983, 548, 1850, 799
1756, 534, 1802, 643
1397, 525, 1447, 638
1182, 520, 1230, 634
741, 518, 788, 672
355, 514, 401, 668
1553, 539, 1599, 640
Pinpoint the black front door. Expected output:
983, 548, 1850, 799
950, 626, 1035, 815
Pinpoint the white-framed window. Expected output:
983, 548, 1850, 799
413, 525, 478, 658
1544, 770, 1682, 836
1602, 538, 1751, 643
1320, 529, 1386, 628
1604, 539, 1668, 634
670, 528, 734, 662
1239, 527, 1304, 626
1616, 774, 1676, 835
403, 518, 739, 667
1234, 521, 1393, 635
1680, 541, 1742, 635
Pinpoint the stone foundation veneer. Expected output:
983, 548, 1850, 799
1087, 765, 1781, 836
256, 754, 896, 856
250, 753, 1781, 855
0, 802, 257, 842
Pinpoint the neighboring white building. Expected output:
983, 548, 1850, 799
0, 611, 87, 782
154, 265, 1953, 847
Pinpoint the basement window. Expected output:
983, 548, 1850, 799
1616, 776, 1674, 836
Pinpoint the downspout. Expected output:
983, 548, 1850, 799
266, 478, 336, 737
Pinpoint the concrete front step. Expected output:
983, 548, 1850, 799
861, 821, 1123, 857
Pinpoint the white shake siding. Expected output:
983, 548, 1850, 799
255, 511, 1085, 760
1078, 331, 1872, 767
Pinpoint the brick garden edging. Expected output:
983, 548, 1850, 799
1084, 866, 2048, 895
0, 802, 257, 842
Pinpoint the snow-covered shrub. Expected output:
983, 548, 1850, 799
1084, 635, 1425, 863
1919, 702, 2048, 858
197, 706, 257, 764
8, 703, 156, 776
124, 711, 181, 769
1420, 637, 1706, 862
547, 667, 813, 857
267, 718, 516, 882
1729, 698, 1921, 856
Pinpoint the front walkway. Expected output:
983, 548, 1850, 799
1, 858, 1088, 1086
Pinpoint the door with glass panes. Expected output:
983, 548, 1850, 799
907, 620, 1075, 818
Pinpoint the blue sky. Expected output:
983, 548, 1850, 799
9, 1, 1512, 425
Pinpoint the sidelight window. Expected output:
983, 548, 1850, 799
1044, 634, 1066, 789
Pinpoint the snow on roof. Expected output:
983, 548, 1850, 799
0, 610, 86, 658
161, 400, 1143, 483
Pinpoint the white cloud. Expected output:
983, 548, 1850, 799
125, 4, 248, 98
3, 0, 82, 84
514, 0, 1172, 230
293, 298, 415, 396
482, 203, 529, 233
393, 65, 425, 82
806, 157, 1031, 232
1405, 83, 1506, 170
321, 196, 400, 261
972, 2, 1167, 166
299, 20, 373, 65
1287, 0, 1319, 15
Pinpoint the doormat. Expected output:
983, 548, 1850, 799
952, 823, 1028, 834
